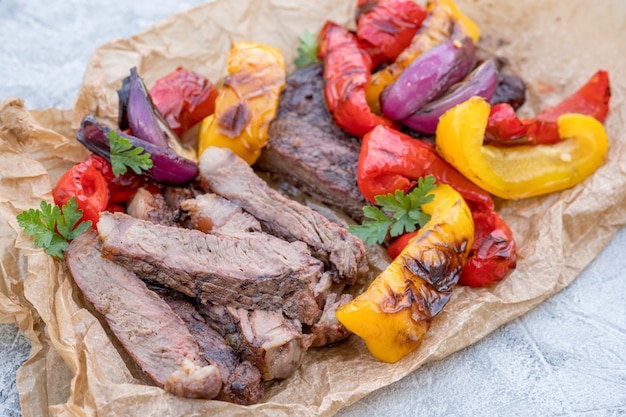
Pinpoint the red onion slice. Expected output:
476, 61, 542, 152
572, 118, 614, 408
118, 67, 198, 162
126, 67, 170, 148
77, 115, 199, 185
380, 37, 475, 121
402, 60, 498, 133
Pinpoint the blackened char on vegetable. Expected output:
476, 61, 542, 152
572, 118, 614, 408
474, 38, 527, 110
65, 230, 222, 400
254, 63, 367, 222
149, 284, 264, 404
199, 302, 313, 381
198, 146, 369, 285
97, 212, 322, 325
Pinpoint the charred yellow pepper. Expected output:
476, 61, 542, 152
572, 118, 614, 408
426, 0, 480, 43
336, 184, 474, 363
197, 41, 286, 165
435, 96, 609, 199
365, 0, 479, 114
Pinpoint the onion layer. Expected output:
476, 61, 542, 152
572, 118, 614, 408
403, 60, 498, 133
380, 37, 475, 121
77, 115, 199, 185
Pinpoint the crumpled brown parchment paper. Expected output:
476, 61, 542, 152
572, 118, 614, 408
1, 0, 625, 416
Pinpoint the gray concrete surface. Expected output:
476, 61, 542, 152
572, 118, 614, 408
1, 1, 624, 416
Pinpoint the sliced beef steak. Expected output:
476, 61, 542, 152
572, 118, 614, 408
65, 230, 222, 400
97, 212, 322, 325
198, 146, 368, 285
255, 63, 366, 222
163, 184, 202, 210
308, 293, 353, 348
199, 303, 313, 381
126, 188, 177, 225
180, 193, 261, 234
149, 285, 264, 405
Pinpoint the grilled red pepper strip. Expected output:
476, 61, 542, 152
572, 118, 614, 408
355, 0, 427, 68
358, 125, 516, 286
358, 125, 493, 211
91, 154, 157, 203
460, 208, 516, 287
486, 70, 610, 146
149, 67, 218, 136
52, 157, 110, 227
319, 22, 396, 137
52, 155, 157, 227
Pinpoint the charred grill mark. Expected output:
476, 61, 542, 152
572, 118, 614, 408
218, 100, 251, 138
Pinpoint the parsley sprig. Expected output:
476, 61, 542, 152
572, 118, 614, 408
294, 29, 320, 68
108, 130, 153, 177
348, 175, 437, 245
16, 197, 92, 258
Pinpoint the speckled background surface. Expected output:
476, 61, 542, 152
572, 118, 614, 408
1, 1, 625, 416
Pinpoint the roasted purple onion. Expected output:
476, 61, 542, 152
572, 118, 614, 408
118, 67, 197, 162
380, 37, 475, 121
402, 60, 498, 133
77, 115, 199, 185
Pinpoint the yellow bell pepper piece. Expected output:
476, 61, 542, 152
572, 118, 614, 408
335, 184, 474, 363
426, 0, 480, 43
198, 41, 286, 165
435, 97, 609, 200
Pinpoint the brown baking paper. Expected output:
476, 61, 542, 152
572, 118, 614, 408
1, 0, 625, 415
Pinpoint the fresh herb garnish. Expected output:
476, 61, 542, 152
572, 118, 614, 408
16, 197, 92, 258
294, 29, 320, 68
108, 130, 153, 177
348, 175, 437, 245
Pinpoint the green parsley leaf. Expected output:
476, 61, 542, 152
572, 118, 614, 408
348, 175, 437, 245
16, 197, 92, 258
294, 29, 320, 68
108, 130, 153, 177
348, 206, 393, 245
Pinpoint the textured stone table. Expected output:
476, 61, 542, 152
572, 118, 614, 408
1, 1, 625, 416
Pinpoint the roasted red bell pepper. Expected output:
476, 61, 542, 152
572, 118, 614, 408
52, 156, 110, 227
386, 230, 419, 259
52, 154, 156, 227
149, 67, 218, 136
486, 70, 610, 146
92, 154, 157, 203
460, 207, 516, 286
319, 21, 396, 137
358, 125, 516, 286
355, 0, 427, 68
358, 125, 494, 211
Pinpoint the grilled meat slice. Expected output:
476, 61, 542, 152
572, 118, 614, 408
199, 303, 313, 381
180, 193, 262, 234
150, 285, 264, 405
308, 293, 353, 347
126, 187, 177, 225
198, 146, 369, 285
255, 63, 367, 221
97, 212, 322, 325
163, 184, 203, 210
65, 230, 222, 400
